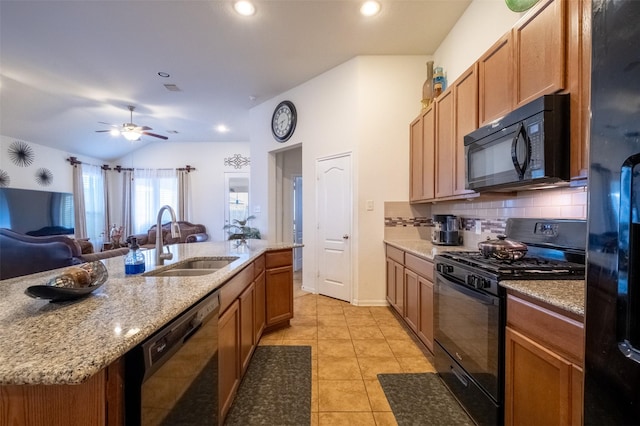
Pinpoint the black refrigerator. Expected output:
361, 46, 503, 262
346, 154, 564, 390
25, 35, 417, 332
586, 0, 640, 423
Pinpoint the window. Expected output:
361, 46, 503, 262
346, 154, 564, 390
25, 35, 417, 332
82, 164, 105, 246
133, 169, 178, 234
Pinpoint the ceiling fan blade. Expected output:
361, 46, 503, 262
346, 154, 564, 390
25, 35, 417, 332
141, 131, 168, 140
95, 130, 113, 133
135, 126, 152, 131
98, 121, 118, 127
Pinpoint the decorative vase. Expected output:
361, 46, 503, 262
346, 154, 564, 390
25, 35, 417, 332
421, 61, 434, 111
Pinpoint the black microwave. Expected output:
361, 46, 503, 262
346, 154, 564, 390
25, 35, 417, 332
464, 94, 570, 192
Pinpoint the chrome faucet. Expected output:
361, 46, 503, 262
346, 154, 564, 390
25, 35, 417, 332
155, 205, 181, 265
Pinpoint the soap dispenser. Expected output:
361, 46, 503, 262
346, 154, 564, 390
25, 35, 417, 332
125, 237, 146, 275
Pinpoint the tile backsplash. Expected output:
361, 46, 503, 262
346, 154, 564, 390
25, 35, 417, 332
385, 186, 587, 247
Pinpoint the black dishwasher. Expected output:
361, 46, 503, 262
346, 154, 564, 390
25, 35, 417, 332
125, 290, 220, 425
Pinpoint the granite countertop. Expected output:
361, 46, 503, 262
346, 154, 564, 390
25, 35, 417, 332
383, 239, 585, 317
0, 240, 297, 386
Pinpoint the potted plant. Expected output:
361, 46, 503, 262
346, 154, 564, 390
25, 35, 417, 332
223, 215, 261, 242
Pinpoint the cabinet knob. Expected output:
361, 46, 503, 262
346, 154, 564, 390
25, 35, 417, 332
343, 234, 349, 240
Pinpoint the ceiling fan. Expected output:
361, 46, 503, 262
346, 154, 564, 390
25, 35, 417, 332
96, 105, 168, 141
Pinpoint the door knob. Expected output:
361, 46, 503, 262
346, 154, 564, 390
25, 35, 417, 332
343, 234, 349, 239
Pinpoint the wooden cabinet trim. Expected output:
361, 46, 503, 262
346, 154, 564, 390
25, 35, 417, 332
386, 245, 404, 264
219, 264, 254, 315
265, 249, 293, 269
507, 293, 584, 366
404, 253, 434, 281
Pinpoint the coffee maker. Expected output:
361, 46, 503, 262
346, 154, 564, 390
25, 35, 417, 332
432, 214, 463, 246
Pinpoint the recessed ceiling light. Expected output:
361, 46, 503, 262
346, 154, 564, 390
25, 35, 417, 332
234, 1, 255, 16
360, 0, 381, 17
216, 124, 230, 133
157, 72, 170, 78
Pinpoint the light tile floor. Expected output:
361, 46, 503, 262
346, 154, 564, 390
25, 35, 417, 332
258, 271, 437, 426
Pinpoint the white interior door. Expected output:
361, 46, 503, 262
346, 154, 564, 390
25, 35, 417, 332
293, 175, 303, 271
316, 154, 351, 302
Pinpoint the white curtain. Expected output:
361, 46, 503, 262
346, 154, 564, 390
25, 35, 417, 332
102, 167, 111, 241
81, 163, 106, 250
132, 168, 178, 234
121, 170, 133, 239
177, 170, 192, 221
72, 164, 87, 239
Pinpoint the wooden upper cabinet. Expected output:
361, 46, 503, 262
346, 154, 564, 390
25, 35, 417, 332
409, 116, 424, 202
453, 64, 478, 196
421, 106, 436, 201
479, 32, 513, 125
513, 0, 566, 107
435, 87, 454, 198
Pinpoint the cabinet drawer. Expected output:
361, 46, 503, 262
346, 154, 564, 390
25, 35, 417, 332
386, 245, 404, 264
507, 293, 584, 366
253, 254, 265, 278
405, 253, 433, 281
220, 264, 254, 314
265, 249, 292, 269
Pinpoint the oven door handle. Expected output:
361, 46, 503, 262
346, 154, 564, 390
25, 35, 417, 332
437, 272, 497, 306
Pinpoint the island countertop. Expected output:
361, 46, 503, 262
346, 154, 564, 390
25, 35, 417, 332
0, 240, 297, 386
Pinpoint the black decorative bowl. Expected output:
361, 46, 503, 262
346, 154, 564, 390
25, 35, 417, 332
25, 261, 108, 302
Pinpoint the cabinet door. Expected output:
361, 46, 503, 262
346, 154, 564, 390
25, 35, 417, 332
435, 87, 455, 198
393, 261, 404, 315
453, 64, 478, 196
219, 300, 240, 421
417, 276, 434, 352
265, 265, 293, 326
239, 282, 255, 375
513, 0, 566, 107
479, 32, 513, 125
404, 269, 419, 333
505, 326, 573, 426
421, 106, 436, 200
254, 270, 266, 342
409, 116, 424, 202
386, 258, 396, 306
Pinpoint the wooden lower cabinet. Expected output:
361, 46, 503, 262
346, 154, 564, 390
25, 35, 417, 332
254, 269, 266, 341
0, 361, 121, 425
417, 276, 434, 352
505, 292, 584, 426
385, 245, 434, 353
239, 281, 255, 375
264, 249, 294, 328
218, 299, 240, 422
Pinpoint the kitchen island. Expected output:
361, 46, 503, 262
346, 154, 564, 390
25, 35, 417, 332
0, 240, 296, 386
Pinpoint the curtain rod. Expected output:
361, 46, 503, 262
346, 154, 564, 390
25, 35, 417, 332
67, 158, 196, 173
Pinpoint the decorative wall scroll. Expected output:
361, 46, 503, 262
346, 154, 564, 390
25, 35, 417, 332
224, 154, 250, 169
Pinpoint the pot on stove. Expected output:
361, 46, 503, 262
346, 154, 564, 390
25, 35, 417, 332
478, 235, 528, 260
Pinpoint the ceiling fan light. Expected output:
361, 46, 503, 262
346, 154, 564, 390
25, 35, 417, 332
360, 1, 381, 16
122, 130, 141, 141
234, 1, 255, 16
110, 129, 120, 137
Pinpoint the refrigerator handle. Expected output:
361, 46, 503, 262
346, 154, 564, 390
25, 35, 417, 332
618, 153, 640, 363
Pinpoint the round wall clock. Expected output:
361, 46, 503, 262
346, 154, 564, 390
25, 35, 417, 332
271, 100, 297, 142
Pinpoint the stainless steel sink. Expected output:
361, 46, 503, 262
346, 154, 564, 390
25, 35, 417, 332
144, 257, 239, 277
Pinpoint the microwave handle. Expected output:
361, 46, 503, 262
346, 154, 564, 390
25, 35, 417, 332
511, 122, 530, 179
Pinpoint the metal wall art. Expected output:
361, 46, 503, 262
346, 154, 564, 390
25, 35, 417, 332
8, 141, 35, 167
224, 154, 250, 169
0, 169, 10, 187
35, 168, 53, 186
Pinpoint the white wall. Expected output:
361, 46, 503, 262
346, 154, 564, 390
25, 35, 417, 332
433, 0, 524, 84
250, 56, 427, 305
111, 141, 250, 241
0, 135, 103, 193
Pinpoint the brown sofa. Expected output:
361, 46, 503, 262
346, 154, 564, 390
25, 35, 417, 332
127, 221, 208, 249
0, 228, 129, 280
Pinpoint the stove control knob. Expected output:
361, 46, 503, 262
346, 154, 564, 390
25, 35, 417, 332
468, 275, 488, 289
437, 263, 453, 274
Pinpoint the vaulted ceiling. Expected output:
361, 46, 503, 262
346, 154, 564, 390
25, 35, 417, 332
0, 0, 471, 161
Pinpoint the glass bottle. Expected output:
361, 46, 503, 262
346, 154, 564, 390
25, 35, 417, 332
124, 237, 146, 275
433, 66, 446, 98
421, 61, 434, 110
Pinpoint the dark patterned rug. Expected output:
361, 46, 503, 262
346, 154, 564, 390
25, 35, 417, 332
224, 345, 311, 426
378, 373, 474, 426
